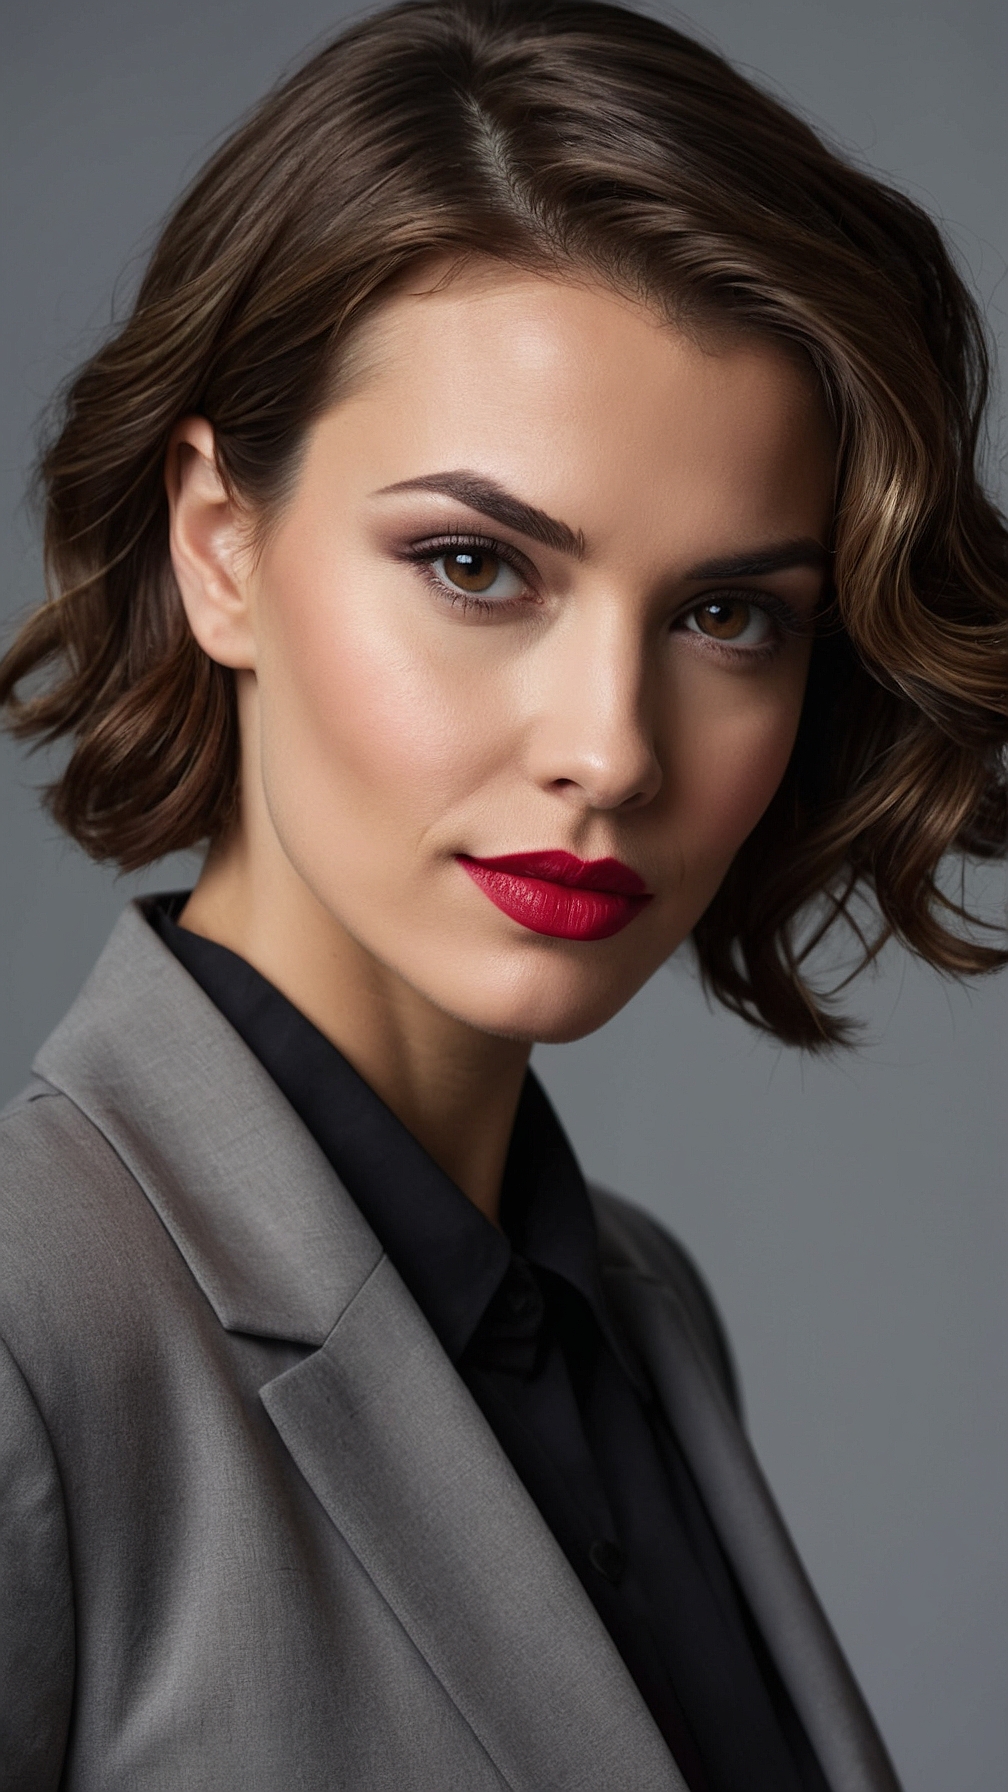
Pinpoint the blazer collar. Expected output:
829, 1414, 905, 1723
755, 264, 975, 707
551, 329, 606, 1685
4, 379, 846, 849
34, 900, 686, 1792
34, 900, 382, 1344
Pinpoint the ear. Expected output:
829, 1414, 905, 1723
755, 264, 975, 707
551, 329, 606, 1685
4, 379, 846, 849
165, 416, 257, 670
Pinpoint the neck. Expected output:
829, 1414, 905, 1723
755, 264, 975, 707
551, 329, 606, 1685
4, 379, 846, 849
178, 832, 530, 1228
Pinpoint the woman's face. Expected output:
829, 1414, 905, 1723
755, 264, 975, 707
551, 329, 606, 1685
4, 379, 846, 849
238, 266, 835, 1043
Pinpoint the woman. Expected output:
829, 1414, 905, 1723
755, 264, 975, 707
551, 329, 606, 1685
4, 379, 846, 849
1, 2, 1005, 1787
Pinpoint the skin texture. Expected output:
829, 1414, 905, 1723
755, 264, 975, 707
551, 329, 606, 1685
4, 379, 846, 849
166, 263, 836, 1222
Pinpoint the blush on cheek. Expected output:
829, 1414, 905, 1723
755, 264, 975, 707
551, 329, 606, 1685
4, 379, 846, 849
258, 555, 503, 883
683, 703, 801, 873
293, 580, 428, 767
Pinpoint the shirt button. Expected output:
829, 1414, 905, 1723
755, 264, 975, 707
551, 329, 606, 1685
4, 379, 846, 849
502, 1261, 544, 1322
507, 1282, 541, 1318
588, 1538, 626, 1586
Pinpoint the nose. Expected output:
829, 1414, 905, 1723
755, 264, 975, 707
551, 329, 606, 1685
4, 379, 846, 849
526, 606, 663, 813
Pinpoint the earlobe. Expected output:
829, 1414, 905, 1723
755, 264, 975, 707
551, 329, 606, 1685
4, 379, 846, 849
165, 415, 257, 671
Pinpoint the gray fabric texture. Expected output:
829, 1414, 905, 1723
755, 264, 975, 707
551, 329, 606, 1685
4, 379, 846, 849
595, 1215, 903, 1792
0, 902, 901, 1791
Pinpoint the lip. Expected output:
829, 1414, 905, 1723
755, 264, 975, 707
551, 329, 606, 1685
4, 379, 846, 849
457, 850, 653, 941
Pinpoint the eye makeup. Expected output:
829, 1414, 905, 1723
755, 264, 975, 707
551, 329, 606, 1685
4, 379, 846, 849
402, 532, 541, 615
677, 587, 814, 659
397, 525, 818, 651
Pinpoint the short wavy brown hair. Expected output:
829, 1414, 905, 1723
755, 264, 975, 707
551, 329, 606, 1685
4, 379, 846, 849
2, 0, 1006, 1046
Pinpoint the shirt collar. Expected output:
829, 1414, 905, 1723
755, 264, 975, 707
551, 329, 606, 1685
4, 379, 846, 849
501, 1073, 616, 1339
149, 898, 616, 1362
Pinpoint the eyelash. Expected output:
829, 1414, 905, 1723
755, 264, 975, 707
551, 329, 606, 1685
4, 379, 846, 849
404, 533, 539, 616
403, 531, 804, 651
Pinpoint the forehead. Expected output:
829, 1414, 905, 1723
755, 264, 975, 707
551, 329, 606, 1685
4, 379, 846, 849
313, 263, 836, 557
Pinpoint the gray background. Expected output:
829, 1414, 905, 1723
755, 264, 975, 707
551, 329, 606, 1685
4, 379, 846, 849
2, 1, 1005, 1786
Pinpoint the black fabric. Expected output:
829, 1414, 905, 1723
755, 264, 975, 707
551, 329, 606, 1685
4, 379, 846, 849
149, 898, 828, 1792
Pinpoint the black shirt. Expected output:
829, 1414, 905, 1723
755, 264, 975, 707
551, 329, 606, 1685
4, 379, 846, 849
150, 898, 827, 1792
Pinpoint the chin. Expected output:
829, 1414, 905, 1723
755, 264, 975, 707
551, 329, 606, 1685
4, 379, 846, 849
424, 949, 657, 1046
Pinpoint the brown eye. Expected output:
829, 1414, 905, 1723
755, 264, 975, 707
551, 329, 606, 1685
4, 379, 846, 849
694, 598, 751, 639
683, 597, 773, 648
441, 549, 501, 593
427, 546, 525, 604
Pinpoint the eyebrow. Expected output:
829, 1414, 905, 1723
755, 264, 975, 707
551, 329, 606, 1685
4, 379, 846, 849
376, 470, 829, 583
375, 470, 586, 558
682, 541, 831, 580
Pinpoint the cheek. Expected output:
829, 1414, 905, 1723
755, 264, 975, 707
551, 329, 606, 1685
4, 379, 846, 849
669, 662, 808, 875
254, 551, 503, 856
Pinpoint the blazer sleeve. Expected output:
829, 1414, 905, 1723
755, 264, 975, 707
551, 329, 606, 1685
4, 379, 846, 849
0, 1333, 74, 1792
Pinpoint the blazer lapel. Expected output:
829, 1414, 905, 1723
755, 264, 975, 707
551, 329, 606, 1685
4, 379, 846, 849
36, 903, 683, 1792
262, 1252, 685, 1792
601, 1264, 903, 1792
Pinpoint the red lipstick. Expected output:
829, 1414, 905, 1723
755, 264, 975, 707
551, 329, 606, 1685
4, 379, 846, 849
457, 850, 652, 941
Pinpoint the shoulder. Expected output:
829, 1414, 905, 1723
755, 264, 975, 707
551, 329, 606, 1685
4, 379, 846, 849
588, 1184, 742, 1420
2, 1071, 114, 1167
0, 1077, 121, 1262
0, 1075, 143, 1272
0, 1075, 202, 1401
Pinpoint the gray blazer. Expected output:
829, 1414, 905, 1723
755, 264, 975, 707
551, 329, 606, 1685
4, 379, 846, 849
0, 903, 901, 1792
